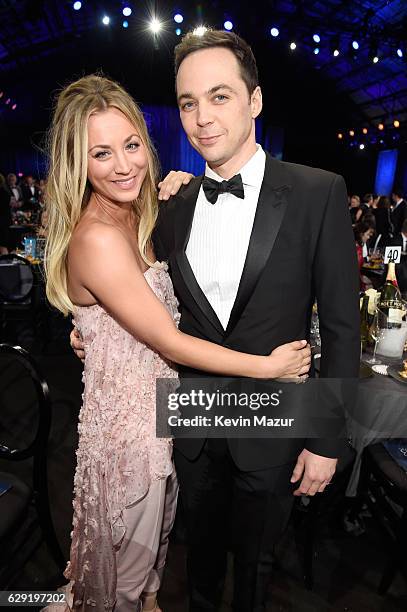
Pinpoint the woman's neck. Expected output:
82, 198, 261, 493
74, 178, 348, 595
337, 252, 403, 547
88, 192, 136, 231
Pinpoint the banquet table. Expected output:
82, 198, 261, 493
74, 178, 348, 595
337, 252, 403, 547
345, 356, 407, 496
8, 224, 37, 251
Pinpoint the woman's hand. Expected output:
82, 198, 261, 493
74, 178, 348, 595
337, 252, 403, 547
157, 171, 194, 200
266, 340, 311, 379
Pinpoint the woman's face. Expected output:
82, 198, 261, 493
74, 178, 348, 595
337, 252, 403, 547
87, 107, 148, 203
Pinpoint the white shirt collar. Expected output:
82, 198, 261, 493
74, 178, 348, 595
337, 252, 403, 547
204, 144, 266, 189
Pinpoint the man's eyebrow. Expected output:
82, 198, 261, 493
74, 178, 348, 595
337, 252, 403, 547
177, 84, 236, 104
88, 133, 139, 152
207, 84, 236, 95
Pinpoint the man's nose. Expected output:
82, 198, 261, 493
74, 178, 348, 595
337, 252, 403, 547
196, 102, 214, 127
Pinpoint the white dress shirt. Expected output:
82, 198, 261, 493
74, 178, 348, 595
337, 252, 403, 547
186, 145, 266, 329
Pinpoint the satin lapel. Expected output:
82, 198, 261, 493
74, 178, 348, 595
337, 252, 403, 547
225, 154, 291, 338
171, 176, 225, 336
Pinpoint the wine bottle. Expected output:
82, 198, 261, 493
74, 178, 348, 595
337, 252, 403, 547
379, 262, 403, 328
360, 294, 370, 352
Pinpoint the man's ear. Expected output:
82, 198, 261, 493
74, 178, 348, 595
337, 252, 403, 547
251, 86, 263, 119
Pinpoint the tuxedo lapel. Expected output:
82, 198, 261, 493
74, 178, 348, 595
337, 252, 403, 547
225, 154, 291, 337
170, 177, 225, 336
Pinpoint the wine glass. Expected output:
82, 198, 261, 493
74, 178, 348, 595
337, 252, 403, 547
365, 311, 383, 364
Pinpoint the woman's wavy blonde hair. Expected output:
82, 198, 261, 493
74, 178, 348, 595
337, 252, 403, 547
45, 74, 160, 315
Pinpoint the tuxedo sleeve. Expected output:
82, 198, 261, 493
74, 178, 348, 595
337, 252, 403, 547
152, 201, 172, 261
306, 174, 360, 458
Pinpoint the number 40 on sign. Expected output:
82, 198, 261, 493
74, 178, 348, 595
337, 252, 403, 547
384, 246, 402, 264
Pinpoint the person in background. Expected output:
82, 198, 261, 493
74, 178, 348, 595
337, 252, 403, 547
372, 195, 393, 250
6, 173, 23, 209
391, 187, 407, 237
21, 174, 40, 210
0, 174, 12, 254
360, 193, 376, 226
354, 220, 375, 290
349, 194, 362, 225
390, 217, 407, 292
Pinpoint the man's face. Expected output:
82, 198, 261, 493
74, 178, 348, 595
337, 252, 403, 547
26, 176, 33, 186
391, 193, 399, 204
7, 174, 16, 186
176, 47, 262, 174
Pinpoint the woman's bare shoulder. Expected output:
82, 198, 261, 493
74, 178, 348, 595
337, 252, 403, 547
70, 218, 125, 255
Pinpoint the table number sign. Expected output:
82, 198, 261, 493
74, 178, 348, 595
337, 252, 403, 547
384, 246, 401, 264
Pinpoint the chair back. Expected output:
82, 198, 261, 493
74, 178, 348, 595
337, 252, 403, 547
0, 343, 51, 462
0, 343, 65, 576
0, 254, 34, 304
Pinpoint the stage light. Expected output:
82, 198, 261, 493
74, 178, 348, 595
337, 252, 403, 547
102, 15, 110, 25
193, 26, 207, 36
333, 48, 340, 57
289, 42, 297, 51
73, 1, 81, 10
18, 172, 23, 177
362, 127, 368, 134
270, 27, 279, 38
174, 13, 183, 24
122, 7, 132, 17
224, 21, 233, 31
378, 123, 384, 131
352, 40, 359, 50
397, 48, 403, 58
122, 20, 128, 28
359, 144, 365, 150
337, 133, 343, 139
175, 27, 181, 36
149, 18, 162, 33
369, 43, 379, 63
349, 130, 355, 137
394, 120, 400, 128
313, 34, 320, 43
12, 103, 16, 110
5, 98, 10, 104
313, 47, 320, 55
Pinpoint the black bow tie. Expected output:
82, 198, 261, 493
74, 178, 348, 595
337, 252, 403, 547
202, 174, 244, 205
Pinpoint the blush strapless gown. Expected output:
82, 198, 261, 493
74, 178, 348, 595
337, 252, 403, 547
47, 264, 179, 611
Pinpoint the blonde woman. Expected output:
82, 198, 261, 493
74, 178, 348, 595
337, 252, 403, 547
44, 75, 310, 611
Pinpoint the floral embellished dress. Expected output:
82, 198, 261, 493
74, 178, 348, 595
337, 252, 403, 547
62, 264, 179, 610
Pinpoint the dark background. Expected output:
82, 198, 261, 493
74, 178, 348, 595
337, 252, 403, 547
0, 0, 406, 193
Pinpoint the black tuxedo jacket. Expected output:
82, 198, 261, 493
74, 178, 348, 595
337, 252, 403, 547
391, 200, 407, 236
21, 184, 40, 209
154, 153, 360, 470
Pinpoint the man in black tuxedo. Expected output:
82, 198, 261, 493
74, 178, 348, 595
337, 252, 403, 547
391, 187, 407, 237
71, 30, 359, 612
21, 175, 40, 210
153, 30, 360, 611
6, 173, 23, 209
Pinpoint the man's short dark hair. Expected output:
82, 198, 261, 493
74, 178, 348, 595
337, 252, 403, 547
363, 193, 373, 204
174, 29, 259, 96
392, 186, 403, 198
